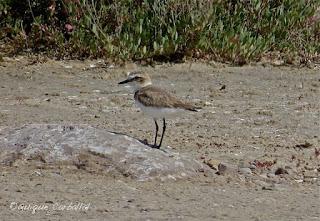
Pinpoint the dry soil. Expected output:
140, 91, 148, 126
0, 58, 319, 220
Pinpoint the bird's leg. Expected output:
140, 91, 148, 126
153, 119, 159, 148
158, 118, 166, 148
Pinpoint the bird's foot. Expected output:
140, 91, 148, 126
152, 144, 160, 149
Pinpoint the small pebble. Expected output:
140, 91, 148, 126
275, 167, 288, 175
238, 167, 252, 175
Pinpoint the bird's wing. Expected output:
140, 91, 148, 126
135, 86, 197, 111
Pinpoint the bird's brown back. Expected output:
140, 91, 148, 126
134, 85, 197, 111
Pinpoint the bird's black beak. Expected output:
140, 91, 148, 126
118, 79, 130, 84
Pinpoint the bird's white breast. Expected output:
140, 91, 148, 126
135, 100, 182, 119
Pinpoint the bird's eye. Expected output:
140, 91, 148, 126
134, 76, 142, 81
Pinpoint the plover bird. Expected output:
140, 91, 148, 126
119, 71, 199, 149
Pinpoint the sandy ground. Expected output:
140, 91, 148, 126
0, 58, 319, 220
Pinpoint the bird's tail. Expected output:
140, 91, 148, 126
186, 105, 201, 112
177, 102, 201, 112
188, 107, 201, 112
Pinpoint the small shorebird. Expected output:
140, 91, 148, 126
119, 71, 199, 149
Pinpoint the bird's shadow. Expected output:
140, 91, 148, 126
107, 130, 168, 153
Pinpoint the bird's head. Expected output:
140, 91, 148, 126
118, 71, 152, 91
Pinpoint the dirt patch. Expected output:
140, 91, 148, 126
0, 58, 319, 220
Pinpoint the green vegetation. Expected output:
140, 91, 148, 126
0, 0, 319, 64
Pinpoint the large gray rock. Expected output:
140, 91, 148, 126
0, 124, 210, 181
